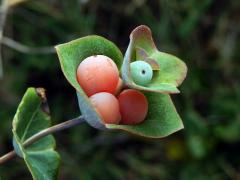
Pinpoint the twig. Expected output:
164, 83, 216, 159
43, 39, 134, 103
0, 0, 42, 78
0, 0, 8, 78
1, 36, 55, 54
0, 116, 85, 165
0, 150, 16, 164
7, 0, 30, 7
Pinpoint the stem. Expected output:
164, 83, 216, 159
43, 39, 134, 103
0, 151, 16, 164
0, 0, 8, 78
0, 116, 85, 165
1, 36, 55, 54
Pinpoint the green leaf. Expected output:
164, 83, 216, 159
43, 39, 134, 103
55, 36, 123, 129
121, 25, 187, 94
106, 91, 184, 138
12, 88, 60, 180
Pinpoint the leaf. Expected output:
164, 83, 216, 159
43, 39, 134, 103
121, 25, 187, 94
12, 88, 60, 180
55, 36, 123, 129
106, 91, 184, 138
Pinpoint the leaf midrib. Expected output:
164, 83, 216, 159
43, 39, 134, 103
20, 103, 41, 142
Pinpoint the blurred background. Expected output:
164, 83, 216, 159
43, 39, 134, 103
0, 0, 239, 179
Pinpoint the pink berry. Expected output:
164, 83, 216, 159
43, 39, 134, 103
118, 89, 148, 124
89, 92, 121, 124
77, 55, 119, 96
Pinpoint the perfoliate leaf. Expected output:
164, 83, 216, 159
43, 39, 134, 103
108, 25, 185, 137
121, 25, 187, 94
12, 88, 60, 180
55, 36, 123, 129
55, 28, 185, 138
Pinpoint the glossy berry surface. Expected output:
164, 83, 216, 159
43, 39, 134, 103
77, 55, 119, 96
89, 92, 121, 124
130, 60, 153, 86
118, 89, 148, 125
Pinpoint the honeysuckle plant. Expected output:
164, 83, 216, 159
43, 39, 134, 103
0, 25, 187, 179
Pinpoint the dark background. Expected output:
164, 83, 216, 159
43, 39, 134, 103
0, 0, 240, 179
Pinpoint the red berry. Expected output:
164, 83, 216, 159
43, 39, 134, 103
118, 89, 148, 124
89, 92, 121, 124
77, 55, 119, 96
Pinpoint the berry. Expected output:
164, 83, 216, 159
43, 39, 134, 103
77, 55, 119, 96
118, 89, 148, 124
89, 92, 121, 124
130, 60, 153, 86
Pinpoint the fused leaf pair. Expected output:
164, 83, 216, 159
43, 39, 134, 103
55, 25, 187, 138
12, 88, 60, 180
122, 25, 187, 94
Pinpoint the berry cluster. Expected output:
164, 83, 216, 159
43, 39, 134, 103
77, 55, 149, 125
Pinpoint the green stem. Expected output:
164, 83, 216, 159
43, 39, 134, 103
0, 116, 85, 165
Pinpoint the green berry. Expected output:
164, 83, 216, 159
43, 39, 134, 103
130, 60, 153, 86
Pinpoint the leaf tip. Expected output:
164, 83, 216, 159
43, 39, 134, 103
131, 25, 156, 50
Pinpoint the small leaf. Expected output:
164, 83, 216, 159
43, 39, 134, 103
107, 92, 184, 138
122, 25, 187, 94
55, 36, 123, 129
12, 88, 60, 180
